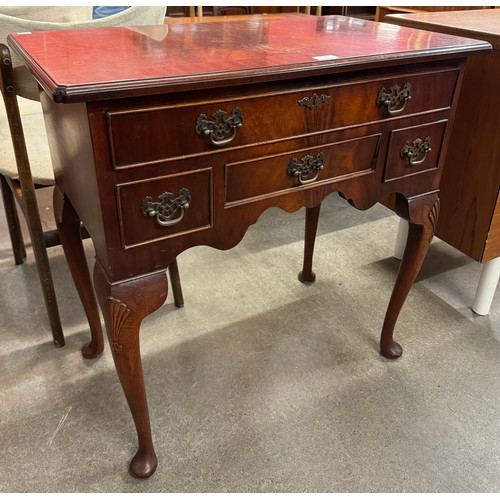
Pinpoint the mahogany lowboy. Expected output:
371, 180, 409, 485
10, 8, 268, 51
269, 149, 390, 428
9, 16, 490, 478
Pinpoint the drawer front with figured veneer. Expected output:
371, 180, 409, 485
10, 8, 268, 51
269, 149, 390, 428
116, 168, 212, 249
384, 120, 448, 182
225, 133, 381, 205
106, 68, 458, 169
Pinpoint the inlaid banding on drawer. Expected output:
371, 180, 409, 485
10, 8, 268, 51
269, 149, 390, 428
225, 134, 381, 205
116, 168, 212, 249
384, 120, 448, 182
106, 68, 458, 169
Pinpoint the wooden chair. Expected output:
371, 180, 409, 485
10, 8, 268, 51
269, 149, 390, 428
298, 7, 322, 16
212, 7, 251, 16
0, 6, 183, 352
192, 6, 321, 18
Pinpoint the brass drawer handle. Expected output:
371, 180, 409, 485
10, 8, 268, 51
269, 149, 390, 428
287, 152, 325, 185
298, 93, 331, 110
141, 188, 191, 227
400, 136, 432, 166
377, 83, 412, 115
196, 107, 243, 146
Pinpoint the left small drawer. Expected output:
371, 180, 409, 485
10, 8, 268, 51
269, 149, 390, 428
115, 168, 212, 249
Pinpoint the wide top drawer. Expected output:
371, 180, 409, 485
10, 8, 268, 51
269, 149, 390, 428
106, 68, 459, 169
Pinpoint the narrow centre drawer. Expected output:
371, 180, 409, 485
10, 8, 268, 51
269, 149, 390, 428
225, 133, 380, 205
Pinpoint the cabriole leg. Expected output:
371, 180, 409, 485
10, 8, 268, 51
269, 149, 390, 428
53, 188, 104, 358
380, 194, 440, 359
299, 204, 321, 284
93, 263, 168, 478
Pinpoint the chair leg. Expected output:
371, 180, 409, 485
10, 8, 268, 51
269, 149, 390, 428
1, 46, 63, 346
168, 258, 184, 308
0, 174, 26, 264
22, 185, 64, 347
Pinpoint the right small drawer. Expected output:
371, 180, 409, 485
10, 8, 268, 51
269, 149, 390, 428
384, 119, 448, 182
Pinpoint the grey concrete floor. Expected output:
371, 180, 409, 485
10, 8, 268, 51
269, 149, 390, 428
0, 188, 499, 492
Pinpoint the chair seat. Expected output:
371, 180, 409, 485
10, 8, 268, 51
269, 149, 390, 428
0, 96, 54, 184
0, 6, 177, 349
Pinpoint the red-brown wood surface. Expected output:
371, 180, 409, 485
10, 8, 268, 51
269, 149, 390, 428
386, 10, 500, 263
385, 9, 500, 49
8, 15, 488, 102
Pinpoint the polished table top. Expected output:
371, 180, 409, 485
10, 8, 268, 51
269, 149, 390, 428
9, 15, 488, 102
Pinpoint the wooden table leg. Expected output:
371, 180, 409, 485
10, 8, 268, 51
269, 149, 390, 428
93, 263, 168, 478
298, 204, 321, 284
380, 193, 440, 359
53, 188, 104, 358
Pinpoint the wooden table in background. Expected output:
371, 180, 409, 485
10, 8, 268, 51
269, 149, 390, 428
376, 6, 492, 23
8, 16, 489, 478
386, 9, 500, 315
